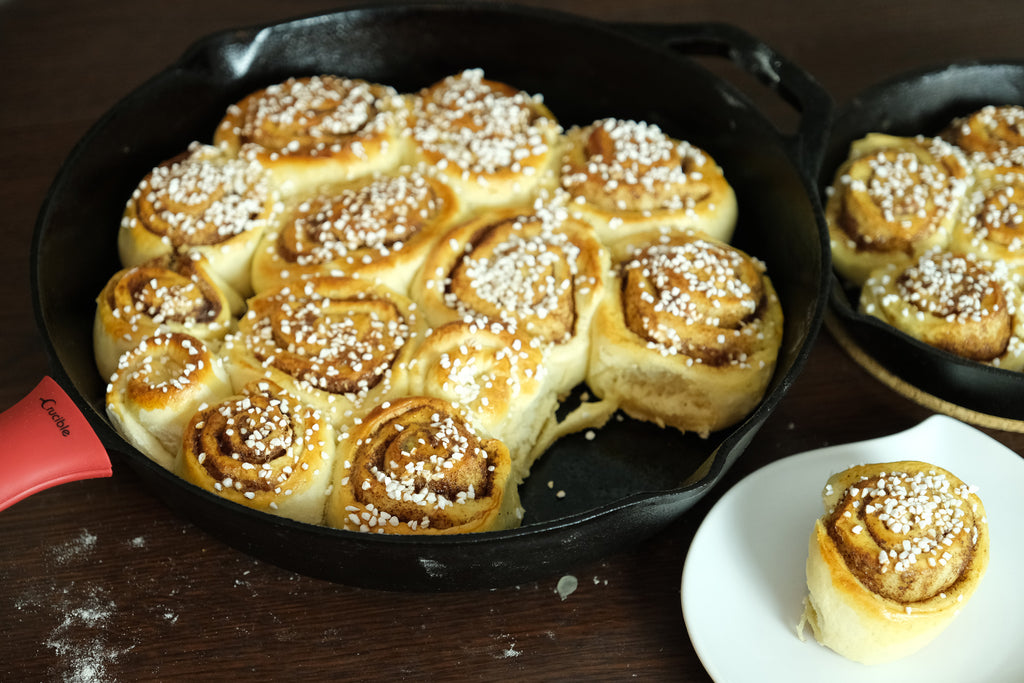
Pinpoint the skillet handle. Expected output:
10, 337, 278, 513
617, 21, 833, 180
0, 377, 111, 512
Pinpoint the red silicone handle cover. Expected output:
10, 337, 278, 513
0, 376, 111, 512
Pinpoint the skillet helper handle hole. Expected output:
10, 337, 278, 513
0, 376, 111, 512
618, 21, 834, 181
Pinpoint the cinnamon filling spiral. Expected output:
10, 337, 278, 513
186, 390, 316, 495
834, 139, 967, 253
444, 213, 584, 344
619, 238, 768, 366
278, 172, 448, 265
226, 76, 404, 157
562, 118, 712, 213
342, 398, 507, 532
114, 332, 220, 405
411, 68, 556, 176
894, 250, 1014, 360
825, 466, 983, 604
950, 104, 1024, 158
241, 283, 413, 396
960, 171, 1024, 249
127, 144, 275, 247
414, 321, 546, 411
103, 254, 227, 330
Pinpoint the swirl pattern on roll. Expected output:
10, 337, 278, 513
251, 167, 461, 295
408, 69, 562, 209
824, 463, 983, 602
118, 143, 279, 295
619, 234, 776, 365
225, 276, 424, 425
587, 230, 783, 437
214, 76, 409, 194
826, 134, 970, 285
325, 396, 521, 534
800, 460, 989, 664
951, 167, 1024, 276
179, 380, 337, 524
946, 104, 1024, 167
560, 118, 737, 242
413, 203, 606, 394
406, 320, 557, 479
93, 252, 241, 380
105, 332, 234, 470
860, 248, 1024, 368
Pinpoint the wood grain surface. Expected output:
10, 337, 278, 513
3, 1, 1024, 680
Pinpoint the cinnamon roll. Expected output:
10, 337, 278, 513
250, 166, 462, 296
799, 461, 989, 664
826, 133, 971, 286
93, 252, 241, 381
944, 104, 1024, 169
860, 248, 1024, 369
106, 332, 233, 470
325, 396, 522, 535
560, 118, 737, 243
407, 69, 563, 211
586, 229, 783, 438
178, 380, 337, 524
411, 202, 608, 395
950, 166, 1024, 278
213, 75, 410, 195
118, 142, 280, 296
405, 320, 558, 481
223, 276, 426, 427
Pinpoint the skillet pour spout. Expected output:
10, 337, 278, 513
31, 4, 830, 590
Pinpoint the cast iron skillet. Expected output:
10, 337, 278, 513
32, 3, 831, 590
823, 61, 1024, 429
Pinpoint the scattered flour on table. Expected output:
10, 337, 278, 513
494, 634, 522, 659
22, 529, 137, 681
17, 581, 132, 683
49, 530, 98, 566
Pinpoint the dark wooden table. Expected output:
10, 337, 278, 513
3, 1, 1024, 680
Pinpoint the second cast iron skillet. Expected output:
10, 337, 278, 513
823, 61, 1024, 430
32, 3, 831, 590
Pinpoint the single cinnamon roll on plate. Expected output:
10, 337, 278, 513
411, 201, 608, 395
93, 252, 241, 381
325, 396, 522, 535
214, 75, 410, 195
407, 69, 563, 211
800, 460, 989, 664
587, 229, 783, 438
178, 380, 337, 524
559, 117, 737, 243
106, 332, 234, 471
118, 142, 280, 296
825, 133, 971, 286
250, 166, 462, 296
223, 276, 426, 427
859, 248, 1024, 369
405, 320, 558, 482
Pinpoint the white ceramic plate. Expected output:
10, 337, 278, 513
681, 415, 1024, 682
